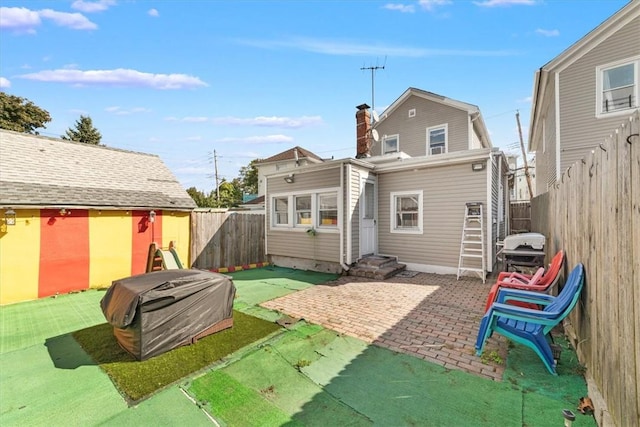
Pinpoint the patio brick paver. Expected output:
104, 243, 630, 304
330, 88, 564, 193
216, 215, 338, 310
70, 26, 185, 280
261, 272, 507, 381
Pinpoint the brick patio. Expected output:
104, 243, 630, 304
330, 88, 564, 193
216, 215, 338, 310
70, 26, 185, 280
261, 272, 507, 381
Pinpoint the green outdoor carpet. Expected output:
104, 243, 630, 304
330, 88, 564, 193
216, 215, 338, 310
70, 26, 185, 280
73, 310, 281, 403
190, 322, 597, 427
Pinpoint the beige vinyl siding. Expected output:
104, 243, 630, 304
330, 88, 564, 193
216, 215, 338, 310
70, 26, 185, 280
558, 15, 640, 173
372, 95, 470, 157
490, 156, 499, 270
377, 161, 487, 269
348, 166, 364, 263
534, 77, 558, 194
265, 166, 341, 262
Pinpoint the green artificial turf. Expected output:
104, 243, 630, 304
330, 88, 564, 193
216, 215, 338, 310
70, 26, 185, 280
72, 310, 281, 403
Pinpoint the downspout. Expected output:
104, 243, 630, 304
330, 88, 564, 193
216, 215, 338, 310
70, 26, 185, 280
346, 163, 353, 265
339, 163, 350, 272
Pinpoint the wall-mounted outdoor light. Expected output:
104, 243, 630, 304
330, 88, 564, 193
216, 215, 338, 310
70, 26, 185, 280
4, 208, 16, 226
471, 162, 486, 172
59, 208, 71, 216
284, 174, 295, 184
149, 210, 156, 223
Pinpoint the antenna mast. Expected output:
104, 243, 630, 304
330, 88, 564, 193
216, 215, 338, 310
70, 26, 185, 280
361, 59, 386, 114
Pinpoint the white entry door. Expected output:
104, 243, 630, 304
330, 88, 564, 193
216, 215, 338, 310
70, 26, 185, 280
360, 180, 376, 256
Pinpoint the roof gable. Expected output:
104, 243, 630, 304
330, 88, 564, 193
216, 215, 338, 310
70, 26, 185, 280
256, 146, 323, 164
376, 87, 492, 149
0, 130, 196, 209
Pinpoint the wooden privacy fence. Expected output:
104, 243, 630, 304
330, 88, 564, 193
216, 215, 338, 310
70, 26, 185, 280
509, 201, 531, 233
531, 111, 639, 427
190, 211, 265, 270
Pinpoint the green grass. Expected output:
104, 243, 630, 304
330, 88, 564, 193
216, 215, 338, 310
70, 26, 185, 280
72, 310, 281, 403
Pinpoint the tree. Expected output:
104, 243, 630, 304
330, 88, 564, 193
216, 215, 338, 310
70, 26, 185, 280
186, 187, 217, 208
214, 180, 242, 208
238, 159, 260, 195
0, 92, 51, 134
62, 115, 102, 145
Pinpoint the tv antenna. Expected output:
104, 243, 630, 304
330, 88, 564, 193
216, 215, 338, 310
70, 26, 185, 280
361, 57, 386, 119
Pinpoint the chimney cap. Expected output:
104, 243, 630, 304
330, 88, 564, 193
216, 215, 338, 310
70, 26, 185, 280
356, 103, 371, 111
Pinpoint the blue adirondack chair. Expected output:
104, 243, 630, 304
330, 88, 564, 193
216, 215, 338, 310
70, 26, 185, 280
475, 263, 584, 375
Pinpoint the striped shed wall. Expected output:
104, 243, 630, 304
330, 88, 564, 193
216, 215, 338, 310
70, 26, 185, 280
0, 130, 195, 305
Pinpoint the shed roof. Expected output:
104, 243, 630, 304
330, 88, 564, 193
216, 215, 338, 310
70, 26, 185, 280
0, 129, 196, 210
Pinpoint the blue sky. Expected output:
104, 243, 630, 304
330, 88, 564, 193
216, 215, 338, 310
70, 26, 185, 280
0, 0, 630, 193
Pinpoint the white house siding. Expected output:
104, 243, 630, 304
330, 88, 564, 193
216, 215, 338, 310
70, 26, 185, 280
490, 155, 500, 270
377, 161, 487, 273
558, 15, 640, 174
265, 166, 341, 262
347, 166, 365, 264
372, 96, 470, 156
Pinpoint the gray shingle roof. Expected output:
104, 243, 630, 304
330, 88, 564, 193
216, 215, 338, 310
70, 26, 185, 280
0, 130, 196, 210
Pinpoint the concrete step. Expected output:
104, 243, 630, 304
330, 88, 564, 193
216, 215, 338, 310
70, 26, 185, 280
348, 256, 406, 280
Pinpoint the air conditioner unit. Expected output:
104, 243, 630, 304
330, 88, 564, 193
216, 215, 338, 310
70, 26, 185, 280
431, 146, 444, 155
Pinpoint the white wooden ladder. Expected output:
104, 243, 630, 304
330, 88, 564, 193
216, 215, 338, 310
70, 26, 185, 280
457, 202, 486, 283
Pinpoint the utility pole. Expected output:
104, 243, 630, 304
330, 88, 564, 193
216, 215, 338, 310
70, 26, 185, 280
516, 110, 534, 199
361, 60, 385, 115
213, 149, 220, 201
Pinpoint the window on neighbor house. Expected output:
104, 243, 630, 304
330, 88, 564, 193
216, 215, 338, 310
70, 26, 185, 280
383, 134, 399, 154
318, 193, 338, 227
427, 124, 447, 155
295, 195, 312, 226
597, 57, 639, 116
390, 190, 423, 234
273, 197, 289, 226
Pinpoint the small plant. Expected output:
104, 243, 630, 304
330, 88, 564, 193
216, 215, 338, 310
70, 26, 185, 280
294, 359, 312, 370
306, 227, 317, 236
481, 350, 504, 365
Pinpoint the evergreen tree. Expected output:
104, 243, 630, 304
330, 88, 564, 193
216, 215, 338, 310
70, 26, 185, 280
62, 115, 102, 145
0, 92, 51, 134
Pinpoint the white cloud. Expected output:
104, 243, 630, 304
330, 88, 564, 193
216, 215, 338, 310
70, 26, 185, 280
419, 0, 452, 11
383, 4, 415, 13
0, 7, 41, 33
473, 0, 536, 7
0, 77, 10, 88
535, 28, 559, 37
18, 68, 208, 90
212, 115, 323, 129
0, 7, 97, 32
105, 106, 151, 115
216, 135, 294, 144
71, 0, 116, 13
237, 37, 515, 57
148, 8, 159, 17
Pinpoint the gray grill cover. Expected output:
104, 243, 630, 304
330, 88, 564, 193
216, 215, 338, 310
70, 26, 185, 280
100, 269, 235, 360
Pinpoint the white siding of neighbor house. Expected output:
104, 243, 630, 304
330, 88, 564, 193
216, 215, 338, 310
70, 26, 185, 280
558, 15, 640, 175
265, 167, 341, 262
371, 95, 471, 157
377, 161, 488, 271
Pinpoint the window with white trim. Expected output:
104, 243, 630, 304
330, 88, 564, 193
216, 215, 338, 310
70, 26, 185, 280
382, 134, 399, 154
295, 195, 312, 225
273, 197, 289, 226
390, 190, 423, 234
318, 193, 338, 227
270, 189, 339, 230
427, 124, 447, 155
596, 57, 639, 117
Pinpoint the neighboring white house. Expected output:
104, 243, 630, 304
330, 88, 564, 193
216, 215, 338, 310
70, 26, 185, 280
528, 0, 639, 195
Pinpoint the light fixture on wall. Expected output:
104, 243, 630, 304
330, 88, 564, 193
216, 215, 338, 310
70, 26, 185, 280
149, 210, 156, 223
471, 162, 486, 172
4, 208, 16, 226
284, 174, 295, 184
59, 208, 71, 216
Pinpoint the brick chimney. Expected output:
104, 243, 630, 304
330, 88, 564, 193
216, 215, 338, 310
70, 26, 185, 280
355, 103, 371, 158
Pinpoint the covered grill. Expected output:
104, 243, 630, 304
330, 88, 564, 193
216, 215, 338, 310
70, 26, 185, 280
100, 269, 235, 361
500, 232, 546, 273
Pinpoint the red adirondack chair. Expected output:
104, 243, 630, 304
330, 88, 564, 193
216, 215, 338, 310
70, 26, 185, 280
484, 250, 565, 312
